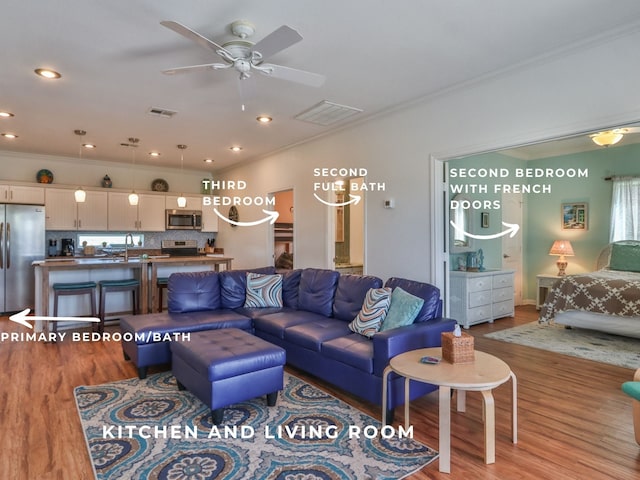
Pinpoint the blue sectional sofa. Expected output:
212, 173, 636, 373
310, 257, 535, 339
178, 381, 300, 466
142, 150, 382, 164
120, 267, 456, 422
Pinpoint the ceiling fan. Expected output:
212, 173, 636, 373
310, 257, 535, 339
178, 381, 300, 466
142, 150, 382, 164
160, 20, 325, 87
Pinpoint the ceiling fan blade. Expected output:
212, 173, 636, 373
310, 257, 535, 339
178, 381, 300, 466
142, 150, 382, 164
251, 25, 303, 60
259, 63, 325, 87
162, 63, 229, 75
160, 20, 232, 57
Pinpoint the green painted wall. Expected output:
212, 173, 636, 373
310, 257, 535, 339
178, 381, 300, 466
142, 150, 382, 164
449, 142, 640, 302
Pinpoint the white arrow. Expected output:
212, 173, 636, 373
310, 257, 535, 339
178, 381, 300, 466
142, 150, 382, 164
450, 220, 520, 240
9, 308, 100, 329
313, 193, 362, 207
213, 208, 280, 227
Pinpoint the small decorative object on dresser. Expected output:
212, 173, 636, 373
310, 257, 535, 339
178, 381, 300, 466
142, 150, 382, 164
450, 269, 515, 328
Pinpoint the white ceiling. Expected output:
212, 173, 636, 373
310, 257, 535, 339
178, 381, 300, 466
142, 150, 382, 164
2, 0, 640, 172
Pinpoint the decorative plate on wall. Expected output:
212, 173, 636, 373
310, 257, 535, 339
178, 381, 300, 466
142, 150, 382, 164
228, 206, 239, 226
151, 178, 169, 192
36, 169, 54, 183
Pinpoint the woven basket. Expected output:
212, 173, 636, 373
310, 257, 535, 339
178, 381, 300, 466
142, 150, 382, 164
441, 331, 475, 364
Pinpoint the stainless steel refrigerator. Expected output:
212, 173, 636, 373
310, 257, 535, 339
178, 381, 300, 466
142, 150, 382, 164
0, 204, 45, 313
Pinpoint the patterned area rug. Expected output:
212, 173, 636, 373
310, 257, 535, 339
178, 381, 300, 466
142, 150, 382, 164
485, 322, 640, 369
75, 372, 437, 480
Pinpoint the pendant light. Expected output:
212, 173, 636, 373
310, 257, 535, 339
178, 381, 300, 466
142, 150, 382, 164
127, 137, 140, 206
177, 144, 187, 208
74, 130, 87, 202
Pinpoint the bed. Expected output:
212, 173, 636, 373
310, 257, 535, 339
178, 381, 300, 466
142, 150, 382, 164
539, 240, 640, 339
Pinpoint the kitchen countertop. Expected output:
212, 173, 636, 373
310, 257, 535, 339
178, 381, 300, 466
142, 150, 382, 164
33, 255, 232, 268
33, 255, 235, 317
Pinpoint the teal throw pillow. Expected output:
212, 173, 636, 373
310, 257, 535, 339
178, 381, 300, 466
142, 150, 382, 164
349, 287, 392, 338
244, 273, 283, 308
609, 242, 640, 273
380, 287, 425, 331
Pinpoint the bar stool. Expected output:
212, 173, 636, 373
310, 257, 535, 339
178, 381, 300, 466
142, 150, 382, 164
98, 279, 140, 333
52, 281, 97, 339
157, 277, 169, 312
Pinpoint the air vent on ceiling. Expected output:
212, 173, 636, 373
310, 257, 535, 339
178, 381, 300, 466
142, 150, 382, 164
147, 107, 178, 119
295, 100, 363, 126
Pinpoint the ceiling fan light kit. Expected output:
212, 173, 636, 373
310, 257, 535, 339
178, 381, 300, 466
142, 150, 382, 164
590, 129, 625, 147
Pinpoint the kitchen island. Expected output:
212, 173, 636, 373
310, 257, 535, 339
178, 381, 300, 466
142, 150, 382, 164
32, 256, 233, 330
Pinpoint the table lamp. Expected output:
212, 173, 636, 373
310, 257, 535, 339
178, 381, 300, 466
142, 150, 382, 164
549, 240, 574, 276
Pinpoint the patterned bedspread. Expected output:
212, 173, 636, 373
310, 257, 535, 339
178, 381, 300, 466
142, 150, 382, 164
539, 269, 640, 323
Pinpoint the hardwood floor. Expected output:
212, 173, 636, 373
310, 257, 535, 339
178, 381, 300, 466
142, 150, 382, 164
1, 306, 638, 479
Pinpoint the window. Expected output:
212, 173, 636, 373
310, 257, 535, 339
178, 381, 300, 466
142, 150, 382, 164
610, 176, 640, 242
77, 234, 144, 248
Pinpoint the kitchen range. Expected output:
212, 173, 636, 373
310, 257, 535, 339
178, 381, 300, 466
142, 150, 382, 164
160, 239, 198, 256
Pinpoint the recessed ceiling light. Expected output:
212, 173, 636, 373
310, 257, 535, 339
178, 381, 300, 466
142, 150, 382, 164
229, 146, 243, 152
149, 151, 161, 157
1, 133, 18, 139
82, 143, 96, 149
0, 111, 14, 118
34, 68, 61, 79
203, 158, 214, 163
256, 115, 272, 124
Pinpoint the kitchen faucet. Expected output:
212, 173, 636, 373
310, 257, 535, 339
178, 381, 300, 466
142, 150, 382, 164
124, 233, 134, 262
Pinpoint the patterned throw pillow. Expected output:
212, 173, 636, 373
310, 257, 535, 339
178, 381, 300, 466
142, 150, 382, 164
349, 287, 392, 338
244, 273, 283, 308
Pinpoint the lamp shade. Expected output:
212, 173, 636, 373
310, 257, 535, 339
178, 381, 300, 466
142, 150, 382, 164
549, 240, 574, 256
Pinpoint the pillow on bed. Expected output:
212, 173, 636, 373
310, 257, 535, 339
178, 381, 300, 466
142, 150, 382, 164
609, 242, 640, 273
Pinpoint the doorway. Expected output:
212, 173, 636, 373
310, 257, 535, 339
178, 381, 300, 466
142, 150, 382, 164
332, 177, 365, 274
272, 189, 294, 269
501, 192, 523, 305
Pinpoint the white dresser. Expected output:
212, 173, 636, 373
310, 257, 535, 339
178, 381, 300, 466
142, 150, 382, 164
449, 270, 515, 328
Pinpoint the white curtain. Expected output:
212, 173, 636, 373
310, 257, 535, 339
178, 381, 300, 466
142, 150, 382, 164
610, 176, 640, 242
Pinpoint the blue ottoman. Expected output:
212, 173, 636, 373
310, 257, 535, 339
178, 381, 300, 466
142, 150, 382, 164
171, 328, 286, 424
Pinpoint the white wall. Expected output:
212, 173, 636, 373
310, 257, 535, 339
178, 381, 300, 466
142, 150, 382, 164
215, 28, 640, 282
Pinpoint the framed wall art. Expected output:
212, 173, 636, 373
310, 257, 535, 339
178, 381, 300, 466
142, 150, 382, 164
562, 202, 588, 230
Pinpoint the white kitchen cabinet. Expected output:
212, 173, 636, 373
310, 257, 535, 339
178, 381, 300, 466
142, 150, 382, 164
45, 188, 108, 230
108, 192, 165, 231
449, 270, 515, 328
0, 184, 45, 204
165, 194, 218, 232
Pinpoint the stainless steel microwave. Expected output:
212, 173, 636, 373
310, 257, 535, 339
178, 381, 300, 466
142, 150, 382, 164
165, 209, 202, 230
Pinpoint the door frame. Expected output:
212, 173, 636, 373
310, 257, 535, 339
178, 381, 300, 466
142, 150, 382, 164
268, 187, 295, 268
